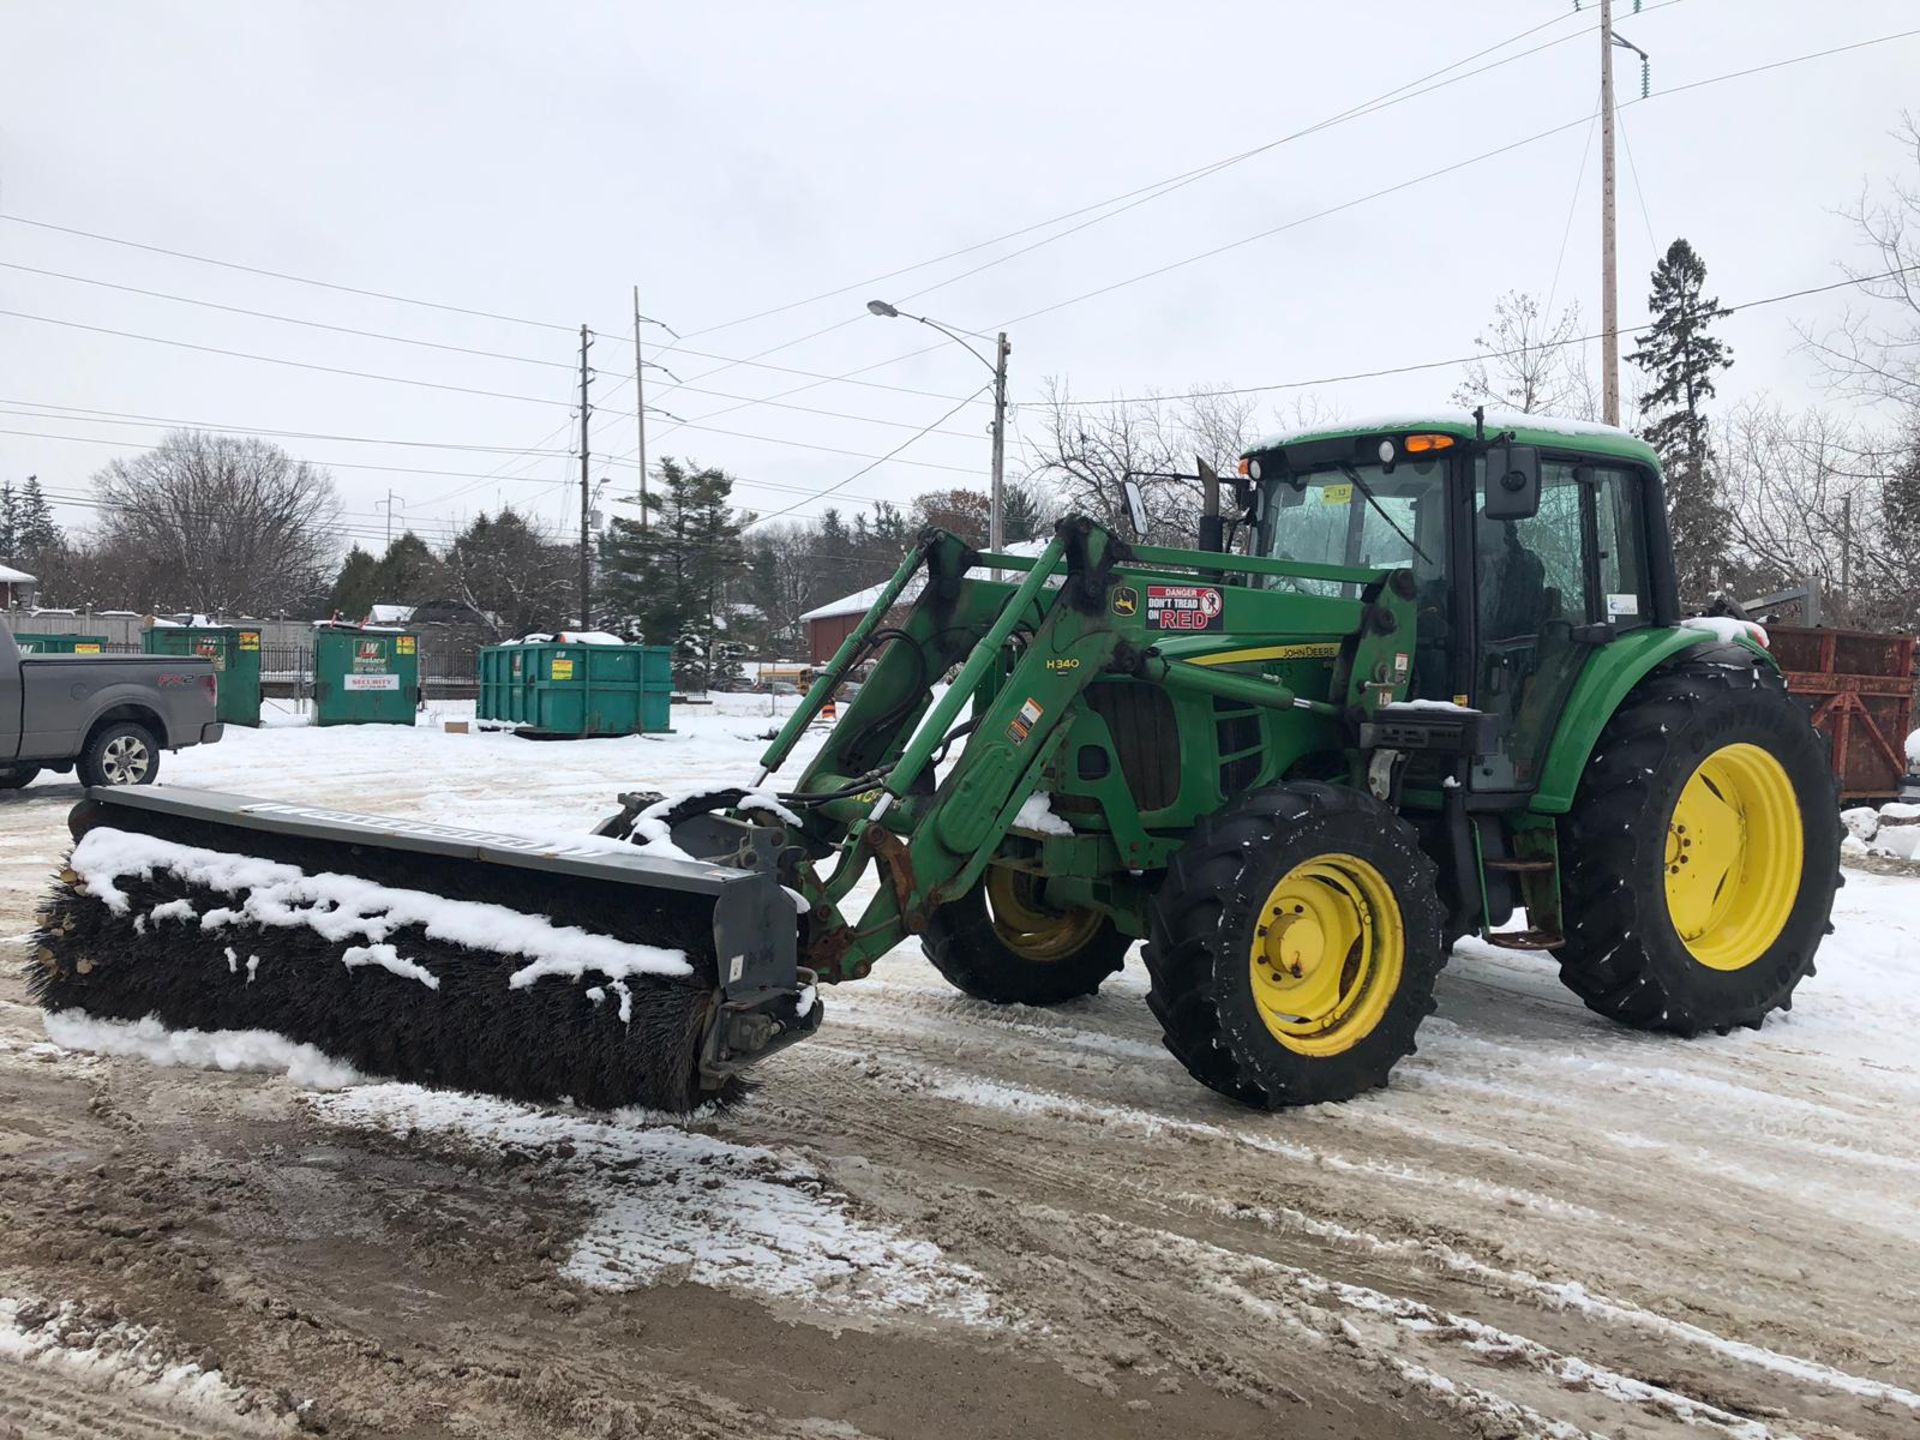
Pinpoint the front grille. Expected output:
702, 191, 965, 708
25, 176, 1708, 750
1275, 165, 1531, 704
1086, 683, 1179, 811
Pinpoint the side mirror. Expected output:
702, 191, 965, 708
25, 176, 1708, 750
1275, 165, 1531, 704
1483, 443, 1541, 521
1120, 477, 1149, 538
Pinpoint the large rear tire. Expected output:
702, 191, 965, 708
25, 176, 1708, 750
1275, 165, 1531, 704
920, 866, 1131, 1005
1144, 781, 1446, 1108
1557, 643, 1841, 1033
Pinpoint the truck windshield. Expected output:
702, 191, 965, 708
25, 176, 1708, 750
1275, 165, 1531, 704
1261, 458, 1448, 599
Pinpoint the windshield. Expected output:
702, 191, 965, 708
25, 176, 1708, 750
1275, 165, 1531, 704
1260, 458, 1448, 598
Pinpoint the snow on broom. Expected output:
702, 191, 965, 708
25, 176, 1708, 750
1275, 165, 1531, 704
29, 785, 819, 1110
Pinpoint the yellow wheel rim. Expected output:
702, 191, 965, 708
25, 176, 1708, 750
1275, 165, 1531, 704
1247, 854, 1404, 1056
1665, 742, 1803, 971
985, 866, 1104, 962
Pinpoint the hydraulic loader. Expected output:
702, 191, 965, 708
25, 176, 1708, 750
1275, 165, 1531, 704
34, 412, 1843, 1111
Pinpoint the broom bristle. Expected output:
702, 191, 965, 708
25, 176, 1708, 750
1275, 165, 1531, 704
31, 812, 743, 1112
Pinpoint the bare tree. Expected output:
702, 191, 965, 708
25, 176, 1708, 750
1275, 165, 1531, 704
1451, 291, 1597, 419
1023, 379, 1262, 545
1718, 400, 1913, 628
1801, 114, 1920, 417
93, 432, 339, 615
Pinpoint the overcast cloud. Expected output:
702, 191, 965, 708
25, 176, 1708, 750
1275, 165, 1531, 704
2, 1, 1916, 553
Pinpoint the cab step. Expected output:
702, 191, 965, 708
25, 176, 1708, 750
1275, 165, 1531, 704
1484, 928, 1566, 951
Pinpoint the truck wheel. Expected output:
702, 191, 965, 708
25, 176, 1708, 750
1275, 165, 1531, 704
1145, 781, 1446, 1108
920, 866, 1130, 1005
0, 765, 41, 790
1557, 644, 1840, 1033
78, 722, 160, 788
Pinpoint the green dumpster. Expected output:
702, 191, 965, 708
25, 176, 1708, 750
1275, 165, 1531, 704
16, 634, 107, 654
477, 640, 671, 737
313, 625, 419, 726
143, 625, 263, 727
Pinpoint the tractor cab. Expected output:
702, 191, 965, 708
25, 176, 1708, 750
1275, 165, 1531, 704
1239, 414, 1680, 796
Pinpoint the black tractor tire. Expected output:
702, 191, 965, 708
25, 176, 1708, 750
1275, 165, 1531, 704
921, 868, 1131, 1006
1144, 781, 1447, 1108
77, 721, 161, 789
1557, 643, 1841, 1034
0, 765, 42, 790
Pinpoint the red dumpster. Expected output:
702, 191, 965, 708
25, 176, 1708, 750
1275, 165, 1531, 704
1767, 625, 1916, 803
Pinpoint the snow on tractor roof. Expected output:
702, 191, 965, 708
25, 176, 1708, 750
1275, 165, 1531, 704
1247, 410, 1658, 464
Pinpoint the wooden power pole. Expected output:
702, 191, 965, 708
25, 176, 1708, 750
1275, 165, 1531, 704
1599, 0, 1621, 426
578, 323, 594, 628
632, 287, 649, 536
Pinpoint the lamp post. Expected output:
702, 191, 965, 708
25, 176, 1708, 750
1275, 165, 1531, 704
866, 300, 1010, 560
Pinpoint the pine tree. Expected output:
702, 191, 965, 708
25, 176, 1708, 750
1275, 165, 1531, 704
326, 546, 380, 621
597, 457, 748, 689
14, 476, 62, 556
1628, 239, 1735, 598
0, 480, 16, 564
1000, 482, 1047, 544
369, 531, 447, 606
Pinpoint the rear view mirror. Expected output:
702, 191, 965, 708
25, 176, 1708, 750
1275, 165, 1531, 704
1484, 443, 1541, 521
1121, 477, 1149, 538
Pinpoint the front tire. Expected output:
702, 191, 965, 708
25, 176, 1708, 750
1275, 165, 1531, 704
1144, 781, 1446, 1108
920, 866, 1131, 1005
78, 722, 160, 788
0, 765, 41, 790
1557, 644, 1841, 1033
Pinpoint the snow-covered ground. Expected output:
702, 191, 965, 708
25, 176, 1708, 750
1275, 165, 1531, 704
1, 702, 1917, 1438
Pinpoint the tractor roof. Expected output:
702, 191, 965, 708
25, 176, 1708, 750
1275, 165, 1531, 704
1245, 410, 1660, 468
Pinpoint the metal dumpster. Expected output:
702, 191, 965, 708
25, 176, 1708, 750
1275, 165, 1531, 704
15, 634, 107, 654
476, 640, 671, 737
312, 625, 420, 726
1769, 625, 1917, 802
144, 625, 263, 727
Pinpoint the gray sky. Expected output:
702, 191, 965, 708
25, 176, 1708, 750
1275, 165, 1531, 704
3, 1, 1916, 555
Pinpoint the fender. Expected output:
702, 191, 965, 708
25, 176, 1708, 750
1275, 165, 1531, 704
1529, 627, 1773, 814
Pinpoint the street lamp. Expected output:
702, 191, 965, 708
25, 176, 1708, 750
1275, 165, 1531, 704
865, 299, 1011, 562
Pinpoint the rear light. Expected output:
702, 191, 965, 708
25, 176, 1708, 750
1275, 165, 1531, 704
204, 673, 219, 706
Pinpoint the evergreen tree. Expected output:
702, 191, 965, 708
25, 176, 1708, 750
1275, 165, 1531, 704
1628, 239, 1735, 598
369, 531, 447, 606
326, 546, 380, 621
14, 476, 62, 556
597, 457, 748, 689
1000, 482, 1047, 544
0, 480, 16, 564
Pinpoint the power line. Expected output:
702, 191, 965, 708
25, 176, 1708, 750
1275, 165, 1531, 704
745, 386, 992, 529
0, 214, 579, 333
662, 21, 1920, 438
0, 424, 899, 510
671, 5, 1610, 343
0, 312, 984, 471
0, 400, 578, 458
1051, 263, 1920, 408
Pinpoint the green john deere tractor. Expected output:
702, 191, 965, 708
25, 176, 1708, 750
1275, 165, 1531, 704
38, 411, 1841, 1112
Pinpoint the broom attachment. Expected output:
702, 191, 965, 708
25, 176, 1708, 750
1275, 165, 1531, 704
31, 788, 819, 1111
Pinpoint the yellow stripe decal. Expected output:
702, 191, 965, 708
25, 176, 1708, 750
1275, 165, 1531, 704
1190, 643, 1341, 666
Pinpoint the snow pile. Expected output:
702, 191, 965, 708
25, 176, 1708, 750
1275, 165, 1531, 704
1680, 615, 1769, 647
1011, 792, 1074, 836
504, 630, 628, 646
68, 827, 692, 992
1840, 802, 1920, 862
43, 1012, 363, 1090
0, 1294, 289, 1432
313, 1084, 996, 1325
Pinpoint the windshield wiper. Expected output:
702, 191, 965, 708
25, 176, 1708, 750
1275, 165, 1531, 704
1338, 463, 1433, 567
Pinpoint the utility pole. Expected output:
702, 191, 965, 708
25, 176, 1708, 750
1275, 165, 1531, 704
1599, 0, 1620, 427
633, 286, 649, 536
990, 331, 1011, 570
378, 489, 401, 547
578, 323, 594, 629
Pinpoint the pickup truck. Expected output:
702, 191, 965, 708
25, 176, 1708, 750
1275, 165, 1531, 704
1, 621, 223, 790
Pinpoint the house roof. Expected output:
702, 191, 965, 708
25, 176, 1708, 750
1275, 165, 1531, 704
0, 563, 36, 585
